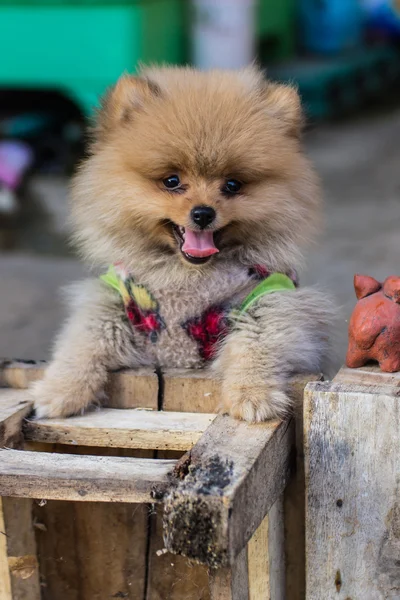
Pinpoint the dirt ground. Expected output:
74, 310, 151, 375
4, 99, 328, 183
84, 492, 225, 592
1, 108, 400, 373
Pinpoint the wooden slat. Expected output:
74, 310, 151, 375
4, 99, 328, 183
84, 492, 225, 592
0, 389, 33, 447
0, 450, 175, 503
1, 498, 41, 600
0, 389, 41, 600
0, 361, 159, 409
34, 499, 149, 600
333, 364, 400, 388
24, 409, 216, 451
248, 515, 270, 600
247, 497, 285, 600
30, 445, 152, 600
266, 497, 285, 599
0, 498, 12, 600
304, 369, 400, 599
209, 546, 249, 600
162, 369, 220, 413
105, 368, 158, 409
0, 361, 45, 390
164, 414, 294, 568
283, 373, 321, 600
145, 502, 211, 600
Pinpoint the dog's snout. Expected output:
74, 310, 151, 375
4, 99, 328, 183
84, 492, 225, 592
191, 206, 216, 229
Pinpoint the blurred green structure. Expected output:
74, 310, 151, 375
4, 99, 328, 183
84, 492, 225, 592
258, 0, 295, 61
0, 0, 186, 114
0, 0, 295, 115
270, 46, 400, 120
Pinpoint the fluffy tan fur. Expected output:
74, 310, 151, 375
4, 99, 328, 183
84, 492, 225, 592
33, 66, 333, 421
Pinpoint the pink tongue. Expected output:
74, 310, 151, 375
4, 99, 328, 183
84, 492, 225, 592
182, 229, 219, 258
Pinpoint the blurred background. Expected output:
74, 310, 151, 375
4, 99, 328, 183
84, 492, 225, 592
0, 0, 399, 368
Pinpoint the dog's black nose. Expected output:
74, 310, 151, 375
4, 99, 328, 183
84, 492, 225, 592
191, 206, 216, 229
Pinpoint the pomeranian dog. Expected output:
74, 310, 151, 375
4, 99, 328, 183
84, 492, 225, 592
33, 66, 333, 422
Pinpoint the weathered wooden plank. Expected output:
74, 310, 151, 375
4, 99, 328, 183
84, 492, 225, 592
0, 498, 12, 600
0, 361, 159, 409
105, 368, 159, 409
24, 409, 215, 451
0, 389, 33, 447
0, 450, 176, 503
267, 497, 285, 600
0, 361, 45, 390
247, 496, 285, 600
162, 369, 220, 413
333, 364, 400, 389
209, 546, 249, 600
145, 502, 210, 600
1, 362, 314, 595
248, 515, 269, 600
30, 444, 151, 600
283, 374, 321, 600
1, 497, 41, 600
164, 414, 294, 567
304, 372, 400, 599
34, 499, 150, 600
0, 389, 41, 600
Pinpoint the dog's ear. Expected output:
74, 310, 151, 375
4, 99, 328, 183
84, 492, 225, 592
263, 83, 303, 137
94, 74, 161, 139
354, 274, 381, 299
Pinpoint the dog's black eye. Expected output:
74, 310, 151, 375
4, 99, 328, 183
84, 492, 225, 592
222, 179, 242, 195
163, 175, 181, 190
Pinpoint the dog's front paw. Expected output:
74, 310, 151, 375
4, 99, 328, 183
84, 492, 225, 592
222, 381, 290, 423
32, 376, 99, 419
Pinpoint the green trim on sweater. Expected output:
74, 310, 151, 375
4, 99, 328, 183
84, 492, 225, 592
239, 272, 295, 313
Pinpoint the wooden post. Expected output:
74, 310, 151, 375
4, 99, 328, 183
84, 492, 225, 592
305, 366, 400, 599
247, 497, 285, 600
0, 390, 41, 600
0, 498, 12, 600
209, 546, 249, 600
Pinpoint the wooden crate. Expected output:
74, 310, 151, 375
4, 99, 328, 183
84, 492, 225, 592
305, 366, 400, 599
0, 361, 317, 600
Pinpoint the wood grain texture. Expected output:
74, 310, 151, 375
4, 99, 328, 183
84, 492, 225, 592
0, 361, 45, 390
0, 449, 176, 503
305, 374, 400, 599
209, 546, 249, 600
28, 443, 152, 600
164, 415, 294, 568
145, 502, 210, 600
248, 515, 269, 600
333, 364, 400, 391
0, 389, 33, 448
162, 369, 221, 413
0, 497, 41, 600
0, 363, 315, 597
0, 498, 12, 600
283, 374, 321, 600
35, 499, 149, 600
267, 497, 285, 600
0, 361, 159, 409
24, 409, 215, 451
105, 368, 158, 409
247, 496, 285, 600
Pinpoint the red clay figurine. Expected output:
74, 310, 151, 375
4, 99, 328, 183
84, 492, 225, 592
346, 274, 400, 372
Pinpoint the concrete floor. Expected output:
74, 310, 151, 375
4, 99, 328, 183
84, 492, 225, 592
1, 108, 400, 369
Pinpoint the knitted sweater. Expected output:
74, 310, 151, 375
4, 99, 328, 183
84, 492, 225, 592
101, 263, 297, 369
